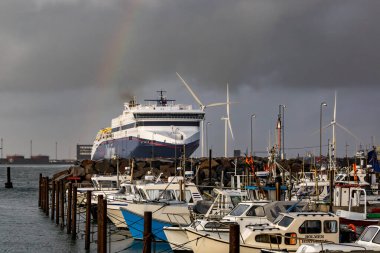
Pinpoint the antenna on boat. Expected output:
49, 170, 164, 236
144, 90, 175, 106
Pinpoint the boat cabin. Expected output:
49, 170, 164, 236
241, 212, 340, 251
296, 225, 380, 253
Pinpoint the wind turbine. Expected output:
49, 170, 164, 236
176, 72, 227, 157
327, 91, 362, 169
221, 83, 234, 157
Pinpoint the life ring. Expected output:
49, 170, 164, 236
347, 224, 356, 233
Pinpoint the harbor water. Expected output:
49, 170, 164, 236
0, 165, 172, 253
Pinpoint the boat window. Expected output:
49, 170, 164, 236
278, 216, 294, 227
360, 227, 379, 242
147, 190, 176, 201
98, 180, 117, 189
246, 206, 265, 217
204, 222, 230, 229
298, 220, 321, 234
229, 204, 250, 216
255, 234, 282, 244
324, 220, 338, 233
371, 229, 380, 244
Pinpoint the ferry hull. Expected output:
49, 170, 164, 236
92, 137, 199, 160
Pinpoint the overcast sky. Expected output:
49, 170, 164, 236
0, 0, 379, 159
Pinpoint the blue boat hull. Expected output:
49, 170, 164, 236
92, 136, 199, 160
120, 208, 172, 241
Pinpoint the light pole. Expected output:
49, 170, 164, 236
172, 126, 179, 172
250, 114, 256, 156
320, 102, 327, 165
206, 122, 211, 153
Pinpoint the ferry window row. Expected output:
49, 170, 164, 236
136, 121, 199, 127
134, 113, 204, 119
112, 121, 199, 132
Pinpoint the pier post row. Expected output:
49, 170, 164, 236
55, 181, 59, 225
59, 180, 64, 229
67, 182, 72, 234
51, 181, 55, 221
71, 185, 77, 240
85, 190, 92, 250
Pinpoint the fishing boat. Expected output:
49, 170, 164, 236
163, 189, 249, 251
186, 212, 340, 253
119, 175, 203, 240
91, 91, 204, 160
335, 187, 379, 228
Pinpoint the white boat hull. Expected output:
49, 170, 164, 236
163, 226, 192, 251
185, 228, 286, 253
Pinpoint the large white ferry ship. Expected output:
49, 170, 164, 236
91, 91, 205, 160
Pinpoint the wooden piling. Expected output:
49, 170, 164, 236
5, 167, 13, 188
97, 195, 104, 253
71, 185, 77, 240
60, 180, 64, 229
101, 199, 107, 253
45, 177, 49, 216
143, 211, 152, 253
67, 182, 72, 234
51, 181, 55, 221
40, 177, 45, 212
229, 224, 240, 253
38, 173, 42, 208
275, 181, 281, 201
85, 190, 92, 250
55, 181, 60, 225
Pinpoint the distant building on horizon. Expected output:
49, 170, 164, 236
77, 144, 92, 160
4, 154, 49, 164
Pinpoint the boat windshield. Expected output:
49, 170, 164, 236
277, 216, 294, 227
273, 214, 284, 224
360, 227, 379, 242
229, 204, 250, 216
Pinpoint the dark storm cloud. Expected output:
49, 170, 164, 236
1, 0, 380, 94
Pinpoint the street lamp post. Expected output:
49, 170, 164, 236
250, 114, 256, 156
172, 127, 180, 173
320, 102, 327, 165
206, 122, 211, 154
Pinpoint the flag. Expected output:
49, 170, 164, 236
368, 149, 380, 172
245, 155, 255, 173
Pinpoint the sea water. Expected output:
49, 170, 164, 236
0, 165, 172, 253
